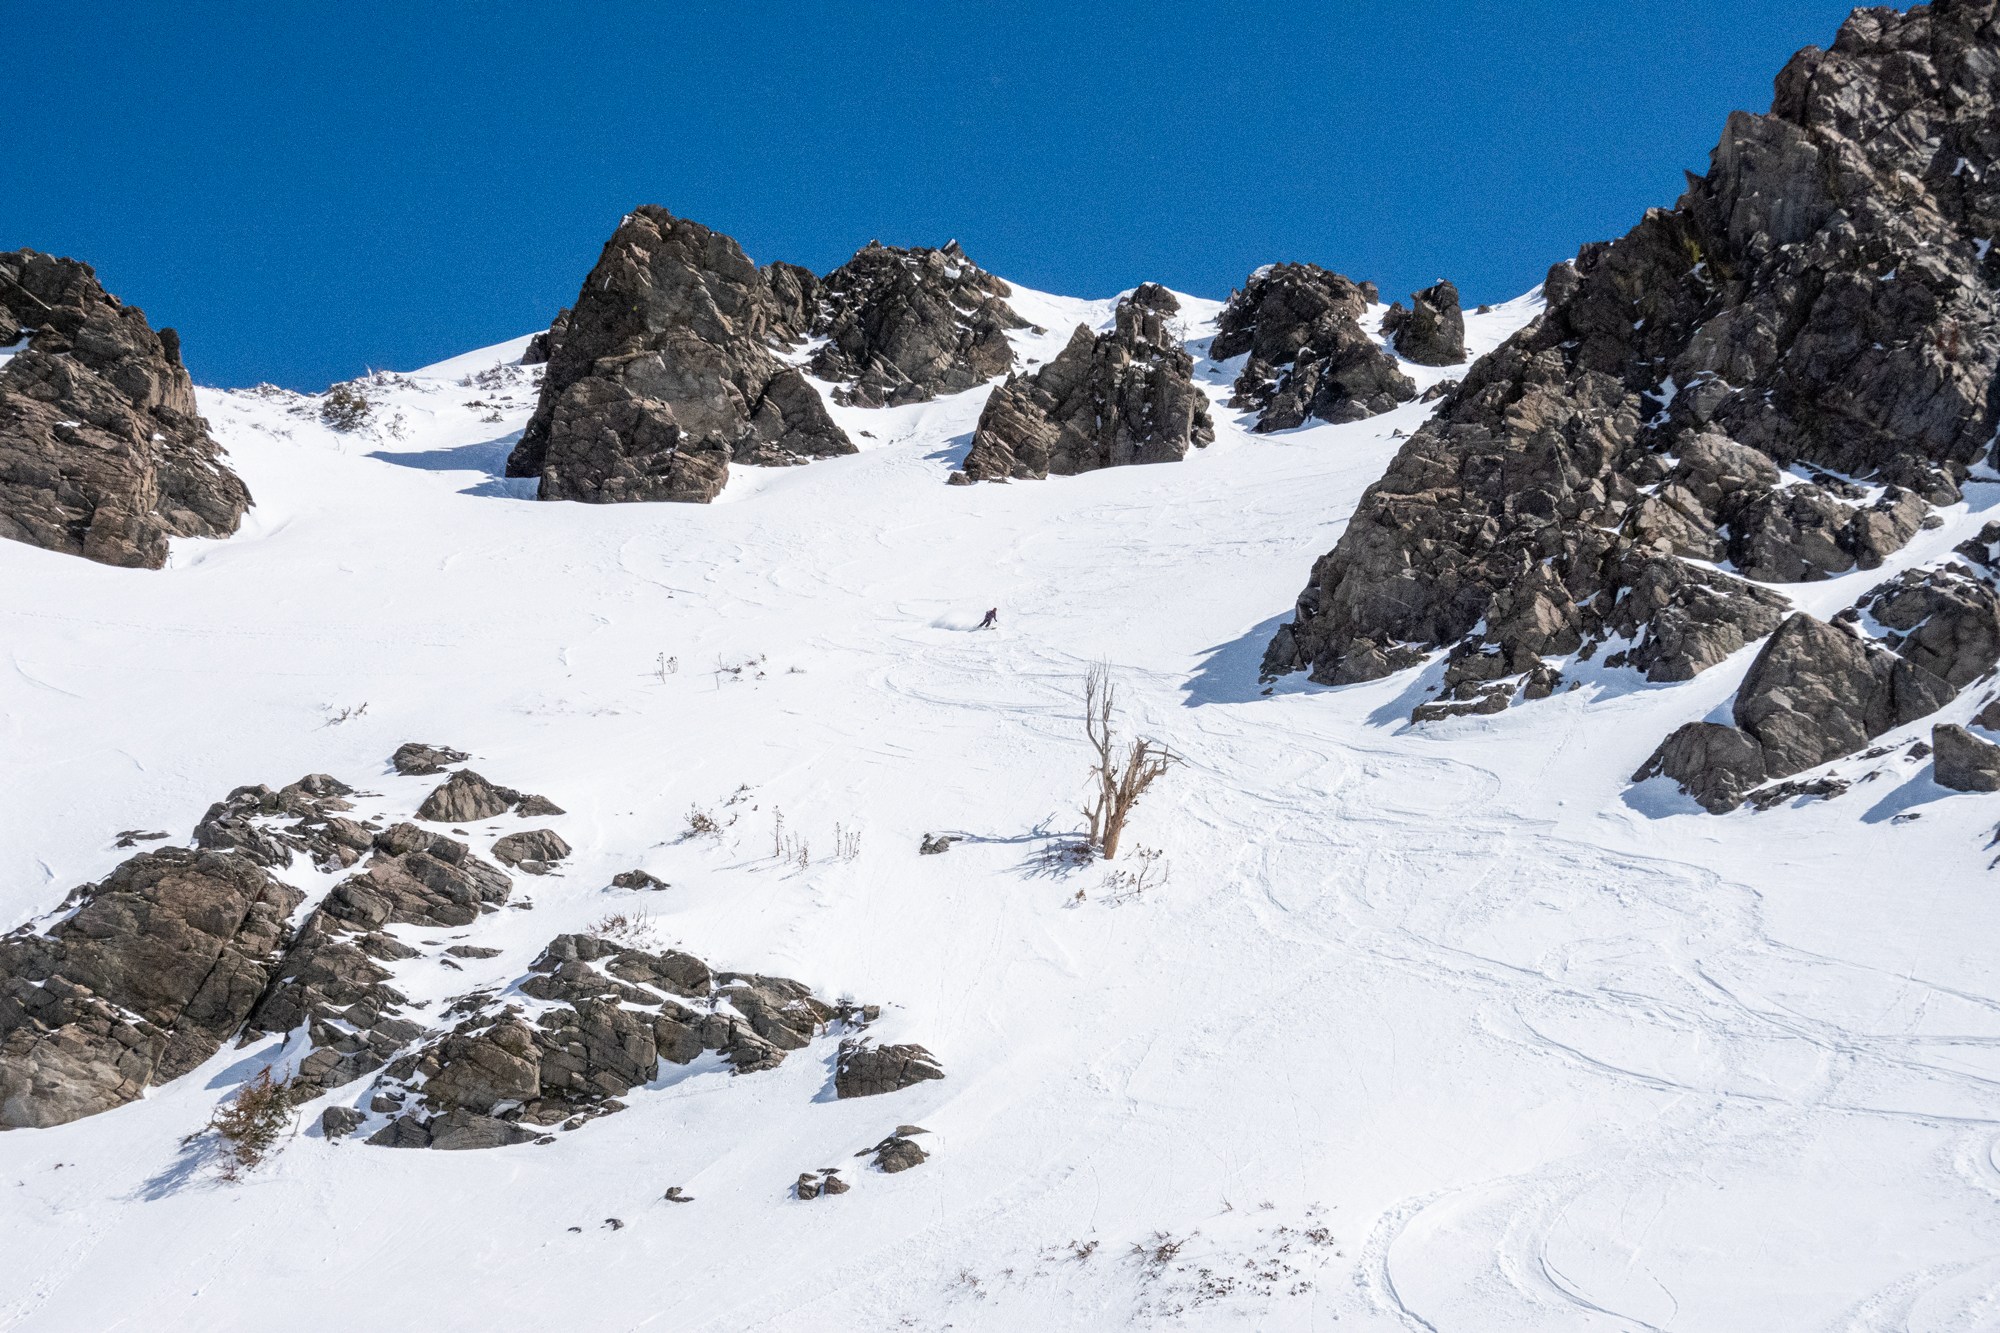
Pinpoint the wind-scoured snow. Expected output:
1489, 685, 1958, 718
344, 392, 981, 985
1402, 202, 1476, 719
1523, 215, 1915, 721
3, 285, 2000, 1330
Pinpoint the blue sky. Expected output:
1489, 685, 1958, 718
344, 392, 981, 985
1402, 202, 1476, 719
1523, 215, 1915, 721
4, 1, 1866, 389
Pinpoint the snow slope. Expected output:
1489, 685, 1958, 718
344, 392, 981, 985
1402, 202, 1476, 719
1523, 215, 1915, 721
5, 286, 2000, 1331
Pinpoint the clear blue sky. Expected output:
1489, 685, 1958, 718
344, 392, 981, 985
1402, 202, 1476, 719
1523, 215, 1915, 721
3, 1, 1867, 390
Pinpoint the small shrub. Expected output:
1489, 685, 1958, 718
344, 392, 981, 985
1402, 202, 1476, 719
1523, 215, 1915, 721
319, 382, 373, 432
590, 910, 659, 947
684, 805, 720, 838
206, 1067, 297, 1180
1099, 847, 1167, 904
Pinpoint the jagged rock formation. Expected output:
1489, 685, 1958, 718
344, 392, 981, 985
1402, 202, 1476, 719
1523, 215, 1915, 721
1383, 280, 1466, 366
1, 849, 299, 1128
1854, 565, 2000, 688
520, 308, 570, 366
505, 207, 853, 504
1209, 263, 1414, 430
1638, 612, 1957, 810
955, 284, 1213, 481
1264, 4, 2000, 774
1935, 721, 2000, 790
0, 249, 250, 568
412, 769, 558, 824
490, 828, 569, 872
3, 768, 934, 1149
808, 241, 1028, 406
363, 934, 879, 1149
834, 1038, 944, 1098
390, 742, 468, 776
863, 1128, 930, 1173
193, 774, 372, 871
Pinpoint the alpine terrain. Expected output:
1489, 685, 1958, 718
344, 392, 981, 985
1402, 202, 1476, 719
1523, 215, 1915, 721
10, 4, 2000, 1329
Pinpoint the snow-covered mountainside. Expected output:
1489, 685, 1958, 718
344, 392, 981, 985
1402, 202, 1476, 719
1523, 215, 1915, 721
6, 260, 2000, 1332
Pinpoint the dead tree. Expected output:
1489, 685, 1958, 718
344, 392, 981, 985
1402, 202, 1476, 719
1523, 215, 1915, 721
1081, 663, 1176, 860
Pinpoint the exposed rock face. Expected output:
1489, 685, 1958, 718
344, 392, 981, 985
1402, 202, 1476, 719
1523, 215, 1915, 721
415, 770, 518, 823
193, 774, 370, 872
957, 284, 1214, 481
520, 307, 570, 366
1735, 613, 1954, 776
833, 1039, 944, 1099
364, 933, 881, 1148
245, 820, 516, 1096
808, 241, 1027, 406
0, 249, 250, 567
1633, 721, 1770, 814
1383, 280, 1466, 366
1265, 6, 2000, 726
390, 742, 468, 776
490, 829, 570, 872
866, 1131, 929, 1173
1209, 263, 1414, 430
1934, 722, 2000, 790
1857, 565, 2000, 689
4, 767, 932, 1144
1637, 612, 1955, 809
1, 849, 300, 1128
506, 207, 853, 504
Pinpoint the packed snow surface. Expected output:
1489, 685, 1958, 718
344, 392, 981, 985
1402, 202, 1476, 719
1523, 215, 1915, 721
4, 287, 2000, 1331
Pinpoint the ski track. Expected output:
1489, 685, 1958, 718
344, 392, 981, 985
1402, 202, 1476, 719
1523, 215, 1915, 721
4, 288, 2000, 1330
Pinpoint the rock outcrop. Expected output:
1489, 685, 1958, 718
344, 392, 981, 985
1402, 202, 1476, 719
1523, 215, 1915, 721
808, 241, 1027, 406
490, 829, 570, 872
415, 770, 518, 823
363, 933, 880, 1148
863, 1128, 930, 1173
1264, 4, 2000, 765
955, 284, 1213, 481
520, 307, 570, 366
1209, 263, 1414, 430
1383, 280, 1466, 366
833, 1038, 945, 1098
1, 849, 300, 1128
1856, 565, 2000, 689
4, 765, 935, 1147
506, 207, 853, 504
0, 249, 250, 567
390, 742, 469, 776
1637, 612, 1956, 810
1934, 721, 2000, 790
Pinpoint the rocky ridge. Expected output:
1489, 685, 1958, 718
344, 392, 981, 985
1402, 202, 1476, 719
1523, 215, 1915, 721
954, 283, 1215, 482
1261, 2, 2000, 800
1, 746, 940, 1150
1209, 263, 1415, 431
0, 249, 250, 568
505, 211, 1051, 505
807, 240, 1030, 407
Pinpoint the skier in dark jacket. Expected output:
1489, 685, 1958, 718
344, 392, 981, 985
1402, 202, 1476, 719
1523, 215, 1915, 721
979, 607, 998, 630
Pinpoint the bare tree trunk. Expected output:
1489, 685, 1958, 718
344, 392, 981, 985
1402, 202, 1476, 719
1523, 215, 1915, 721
1080, 663, 1176, 860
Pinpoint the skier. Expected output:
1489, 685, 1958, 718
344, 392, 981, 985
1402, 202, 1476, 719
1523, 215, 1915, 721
979, 607, 998, 630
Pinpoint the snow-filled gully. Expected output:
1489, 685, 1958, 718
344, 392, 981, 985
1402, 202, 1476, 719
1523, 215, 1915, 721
4, 291, 2000, 1330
